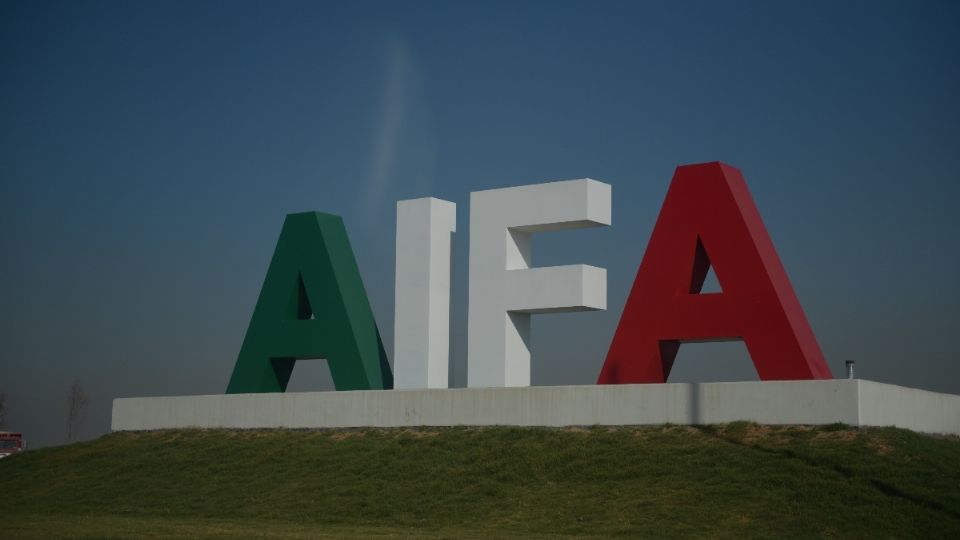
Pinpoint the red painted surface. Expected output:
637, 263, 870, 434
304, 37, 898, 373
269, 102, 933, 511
598, 162, 832, 383
0, 432, 25, 458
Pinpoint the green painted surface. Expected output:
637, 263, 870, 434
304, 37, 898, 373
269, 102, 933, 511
226, 212, 392, 393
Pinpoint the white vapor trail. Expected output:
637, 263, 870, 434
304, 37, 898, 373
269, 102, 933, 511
365, 37, 413, 221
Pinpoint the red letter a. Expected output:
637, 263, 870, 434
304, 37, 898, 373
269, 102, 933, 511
598, 162, 831, 383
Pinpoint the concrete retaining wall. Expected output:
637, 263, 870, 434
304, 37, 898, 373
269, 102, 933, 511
111, 379, 960, 435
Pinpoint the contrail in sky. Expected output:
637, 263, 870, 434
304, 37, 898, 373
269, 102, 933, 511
365, 37, 413, 221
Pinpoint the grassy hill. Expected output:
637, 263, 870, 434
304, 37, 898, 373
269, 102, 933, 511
1, 424, 958, 538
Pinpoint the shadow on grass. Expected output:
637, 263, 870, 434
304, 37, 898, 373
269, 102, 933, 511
692, 424, 960, 522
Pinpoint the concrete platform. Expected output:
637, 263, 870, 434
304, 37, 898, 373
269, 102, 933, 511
111, 379, 960, 435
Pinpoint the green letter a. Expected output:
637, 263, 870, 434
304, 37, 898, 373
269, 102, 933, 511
226, 212, 393, 393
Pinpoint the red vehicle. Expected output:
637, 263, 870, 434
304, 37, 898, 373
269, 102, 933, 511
0, 432, 25, 458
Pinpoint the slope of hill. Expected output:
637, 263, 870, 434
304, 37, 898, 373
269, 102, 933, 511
1, 424, 958, 538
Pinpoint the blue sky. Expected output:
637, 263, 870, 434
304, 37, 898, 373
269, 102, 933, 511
1, 0, 958, 447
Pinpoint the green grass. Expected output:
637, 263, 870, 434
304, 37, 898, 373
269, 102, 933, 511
1, 424, 958, 538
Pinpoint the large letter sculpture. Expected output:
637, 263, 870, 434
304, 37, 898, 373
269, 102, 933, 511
468, 179, 610, 387
393, 198, 456, 389
226, 212, 392, 393
598, 162, 831, 384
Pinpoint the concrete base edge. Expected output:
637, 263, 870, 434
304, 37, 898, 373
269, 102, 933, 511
111, 379, 960, 435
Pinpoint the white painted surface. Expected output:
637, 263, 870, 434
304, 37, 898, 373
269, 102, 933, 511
112, 380, 960, 435
467, 179, 611, 387
393, 197, 456, 389
857, 380, 960, 434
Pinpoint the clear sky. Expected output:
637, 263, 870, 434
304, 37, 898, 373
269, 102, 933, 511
1, 0, 958, 448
